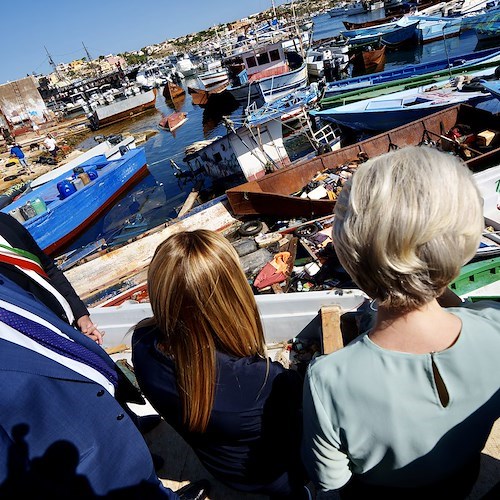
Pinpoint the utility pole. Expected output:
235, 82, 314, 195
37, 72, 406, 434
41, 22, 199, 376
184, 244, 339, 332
82, 41, 99, 78
45, 46, 63, 81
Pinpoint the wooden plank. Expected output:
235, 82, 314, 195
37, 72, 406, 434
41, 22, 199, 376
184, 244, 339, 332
320, 305, 343, 354
177, 190, 200, 217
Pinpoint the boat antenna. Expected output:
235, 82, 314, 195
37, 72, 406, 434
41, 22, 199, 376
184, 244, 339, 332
271, 0, 277, 20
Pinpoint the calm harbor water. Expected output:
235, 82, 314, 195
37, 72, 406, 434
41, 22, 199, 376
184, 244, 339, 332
65, 8, 494, 255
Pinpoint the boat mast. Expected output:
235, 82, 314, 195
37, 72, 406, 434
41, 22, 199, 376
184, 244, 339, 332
271, 0, 277, 19
291, 0, 305, 60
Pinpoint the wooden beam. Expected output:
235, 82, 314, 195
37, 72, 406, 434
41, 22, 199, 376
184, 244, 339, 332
320, 305, 343, 354
178, 190, 200, 218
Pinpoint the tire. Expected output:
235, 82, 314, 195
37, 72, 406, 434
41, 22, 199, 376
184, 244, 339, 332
3, 175, 18, 182
239, 220, 263, 237
295, 224, 319, 238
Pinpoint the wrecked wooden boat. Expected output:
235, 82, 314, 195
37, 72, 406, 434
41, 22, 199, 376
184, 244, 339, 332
159, 111, 188, 132
187, 81, 229, 107
226, 104, 500, 218
162, 81, 185, 100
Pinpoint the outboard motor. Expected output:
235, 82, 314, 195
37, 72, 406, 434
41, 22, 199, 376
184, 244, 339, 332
107, 134, 123, 145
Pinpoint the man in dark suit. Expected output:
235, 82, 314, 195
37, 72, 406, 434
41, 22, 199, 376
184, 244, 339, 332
0, 212, 103, 344
0, 274, 208, 499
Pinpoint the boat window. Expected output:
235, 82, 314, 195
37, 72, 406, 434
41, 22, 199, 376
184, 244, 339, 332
213, 152, 222, 163
246, 56, 257, 68
403, 97, 431, 107
366, 99, 403, 109
257, 52, 270, 65
269, 49, 281, 62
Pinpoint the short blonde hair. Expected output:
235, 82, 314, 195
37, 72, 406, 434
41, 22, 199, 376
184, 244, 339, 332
148, 229, 266, 432
333, 146, 483, 311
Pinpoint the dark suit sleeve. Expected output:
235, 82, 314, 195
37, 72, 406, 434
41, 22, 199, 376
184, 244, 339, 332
0, 213, 89, 321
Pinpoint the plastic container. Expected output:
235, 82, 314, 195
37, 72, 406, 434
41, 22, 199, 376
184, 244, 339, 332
9, 207, 26, 223
87, 169, 98, 181
19, 202, 37, 221
30, 197, 47, 215
72, 177, 85, 190
57, 180, 77, 199
78, 172, 91, 185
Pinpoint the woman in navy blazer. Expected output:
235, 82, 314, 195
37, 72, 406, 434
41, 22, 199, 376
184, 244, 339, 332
132, 230, 308, 499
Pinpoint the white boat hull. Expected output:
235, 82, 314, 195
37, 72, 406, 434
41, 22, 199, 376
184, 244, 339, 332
92, 289, 368, 348
259, 64, 309, 103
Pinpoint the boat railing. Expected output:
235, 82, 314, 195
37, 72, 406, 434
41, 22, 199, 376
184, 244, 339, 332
311, 123, 342, 148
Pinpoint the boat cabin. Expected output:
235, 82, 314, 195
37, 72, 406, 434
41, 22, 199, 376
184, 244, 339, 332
227, 42, 289, 86
184, 119, 289, 182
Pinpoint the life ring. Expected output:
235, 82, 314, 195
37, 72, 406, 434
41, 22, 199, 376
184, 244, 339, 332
239, 220, 263, 237
294, 224, 319, 238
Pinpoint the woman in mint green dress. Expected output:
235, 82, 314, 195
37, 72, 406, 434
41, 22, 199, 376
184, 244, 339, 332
302, 146, 500, 499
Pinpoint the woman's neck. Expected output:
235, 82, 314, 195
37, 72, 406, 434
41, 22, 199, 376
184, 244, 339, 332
369, 299, 462, 354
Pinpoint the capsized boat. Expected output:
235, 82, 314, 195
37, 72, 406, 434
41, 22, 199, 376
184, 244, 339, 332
226, 104, 500, 217
159, 112, 188, 132
1, 148, 149, 256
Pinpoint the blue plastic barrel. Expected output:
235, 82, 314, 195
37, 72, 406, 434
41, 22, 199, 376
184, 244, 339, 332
87, 169, 98, 181
57, 179, 77, 199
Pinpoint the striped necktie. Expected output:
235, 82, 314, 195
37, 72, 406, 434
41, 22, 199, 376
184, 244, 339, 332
0, 306, 118, 387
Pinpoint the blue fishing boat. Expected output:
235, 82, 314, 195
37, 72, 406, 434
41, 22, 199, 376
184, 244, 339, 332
340, 20, 419, 46
311, 66, 495, 132
322, 47, 500, 97
1, 147, 149, 256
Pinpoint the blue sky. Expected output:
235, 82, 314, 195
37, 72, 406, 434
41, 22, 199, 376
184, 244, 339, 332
2, 0, 289, 84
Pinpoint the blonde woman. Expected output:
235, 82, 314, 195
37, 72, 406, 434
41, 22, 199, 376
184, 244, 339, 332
132, 230, 307, 499
302, 146, 500, 498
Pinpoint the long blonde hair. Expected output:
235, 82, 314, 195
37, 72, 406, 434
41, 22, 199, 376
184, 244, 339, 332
148, 229, 266, 432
